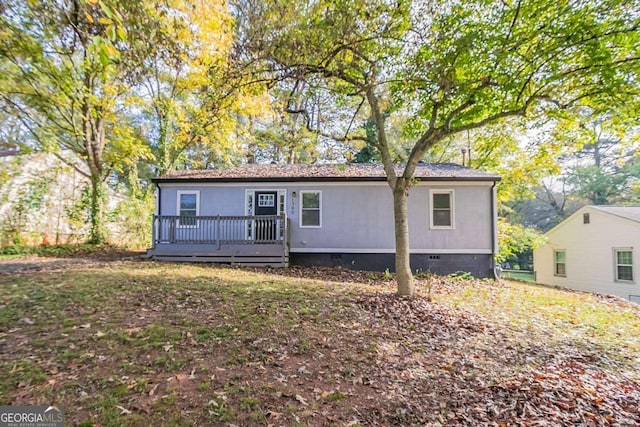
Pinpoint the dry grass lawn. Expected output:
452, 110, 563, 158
0, 260, 639, 426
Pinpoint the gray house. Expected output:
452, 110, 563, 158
148, 163, 500, 277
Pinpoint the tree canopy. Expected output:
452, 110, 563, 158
0, 0, 150, 242
235, 0, 640, 295
1, 0, 638, 290
0, 0, 255, 243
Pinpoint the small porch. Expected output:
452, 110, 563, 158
147, 214, 289, 267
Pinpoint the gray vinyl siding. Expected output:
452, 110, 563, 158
293, 185, 393, 249
158, 182, 494, 252
160, 186, 246, 216
410, 185, 493, 251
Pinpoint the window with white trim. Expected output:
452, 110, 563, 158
615, 248, 633, 282
279, 192, 285, 216
554, 250, 566, 277
177, 191, 199, 227
430, 190, 454, 228
300, 191, 321, 227
258, 193, 275, 207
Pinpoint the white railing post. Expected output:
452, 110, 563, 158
155, 214, 293, 246
216, 215, 221, 249
152, 216, 157, 248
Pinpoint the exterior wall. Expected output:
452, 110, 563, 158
158, 181, 495, 254
0, 152, 89, 244
533, 207, 640, 301
159, 186, 247, 217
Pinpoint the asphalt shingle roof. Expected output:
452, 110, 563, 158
591, 206, 640, 224
153, 163, 500, 183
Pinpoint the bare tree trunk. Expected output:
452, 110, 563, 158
287, 144, 295, 164
393, 182, 414, 296
246, 142, 257, 164
84, 104, 106, 244
365, 85, 416, 296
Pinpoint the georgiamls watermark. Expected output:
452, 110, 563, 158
0, 406, 64, 427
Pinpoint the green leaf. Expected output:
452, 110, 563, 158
106, 24, 116, 41
98, 0, 115, 20
116, 26, 126, 41
98, 46, 110, 66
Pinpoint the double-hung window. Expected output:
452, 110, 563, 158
615, 248, 633, 282
300, 191, 321, 228
430, 190, 454, 229
554, 250, 566, 277
177, 191, 199, 227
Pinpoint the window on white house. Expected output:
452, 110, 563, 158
430, 190, 454, 228
554, 250, 566, 277
300, 191, 321, 227
583, 213, 590, 224
615, 249, 633, 282
177, 191, 199, 227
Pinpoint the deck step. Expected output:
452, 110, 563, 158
234, 262, 290, 267
150, 254, 288, 267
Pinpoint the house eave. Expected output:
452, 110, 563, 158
152, 176, 501, 184
545, 205, 640, 237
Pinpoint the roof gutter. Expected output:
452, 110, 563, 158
490, 180, 499, 279
152, 182, 161, 249
152, 176, 501, 184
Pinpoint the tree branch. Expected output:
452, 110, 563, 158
505, 0, 522, 42
365, 84, 398, 189
444, 105, 528, 136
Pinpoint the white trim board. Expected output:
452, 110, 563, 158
289, 248, 493, 254
158, 181, 494, 188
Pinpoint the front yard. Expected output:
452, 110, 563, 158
0, 260, 639, 426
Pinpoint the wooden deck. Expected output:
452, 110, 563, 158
147, 214, 289, 267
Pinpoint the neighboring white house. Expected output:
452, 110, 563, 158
533, 205, 640, 302
0, 149, 126, 245
0, 150, 88, 244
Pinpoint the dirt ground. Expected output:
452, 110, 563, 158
1, 256, 639, 426
0, 251, 144, 275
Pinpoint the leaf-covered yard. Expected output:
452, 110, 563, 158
0, 260, 639, 426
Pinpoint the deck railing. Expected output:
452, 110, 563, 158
152, 214, 287, 248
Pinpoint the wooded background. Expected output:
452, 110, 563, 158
1, 0, 638, 289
